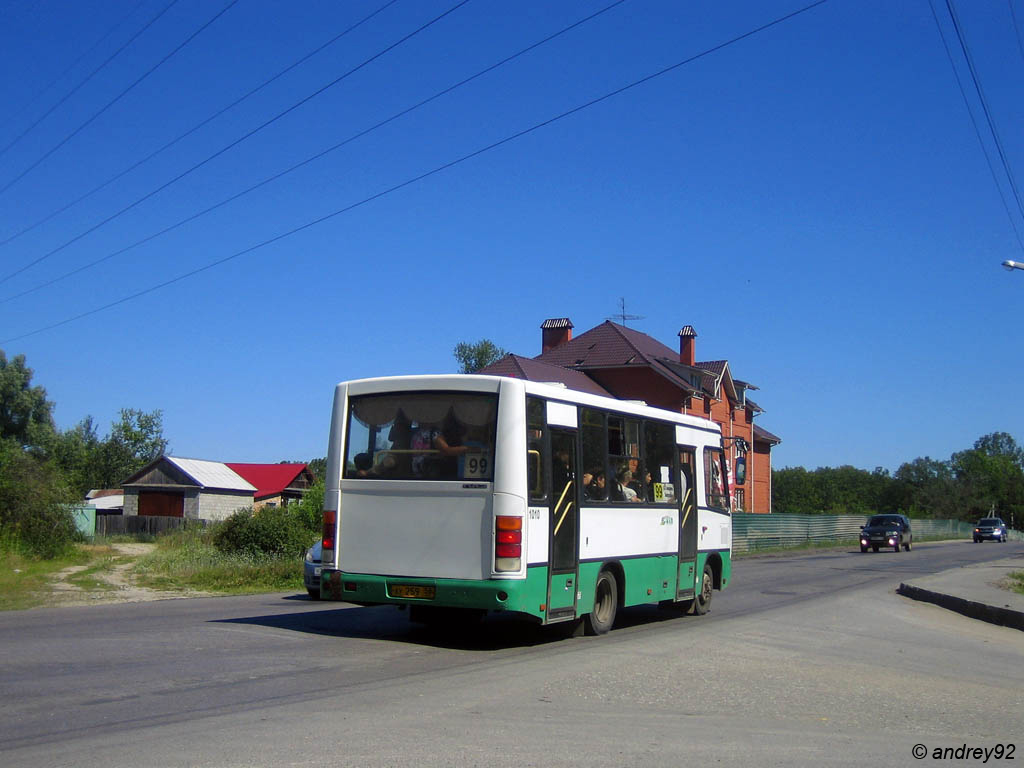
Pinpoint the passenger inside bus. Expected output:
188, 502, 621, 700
612, 468, 641, 502
412, 410, 471, 479
584, 470, 607, 501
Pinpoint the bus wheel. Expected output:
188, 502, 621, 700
584, 570, 618, 635
692, 563, 713, 616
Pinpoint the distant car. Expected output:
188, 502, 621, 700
304, 540, 322, 599
974, 518, 1008, 543
860, 514, 913, 553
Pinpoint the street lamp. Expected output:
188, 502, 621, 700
1003, 260, 1024, 271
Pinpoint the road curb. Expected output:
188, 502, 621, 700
897, 582, 1024, 632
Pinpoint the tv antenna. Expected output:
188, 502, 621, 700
607, 297, 644, 326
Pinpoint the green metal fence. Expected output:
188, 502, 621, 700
70, 506, 96, 540
731, 513, 991, 553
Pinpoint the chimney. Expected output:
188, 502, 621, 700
679, 325, 697, 366
541, 318, 573, 354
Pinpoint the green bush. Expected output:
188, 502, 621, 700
0, 439, 80, 558
293, 478, 324, 534
212, 505, 310, 559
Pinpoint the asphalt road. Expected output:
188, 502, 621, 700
2, 540, 1022, 768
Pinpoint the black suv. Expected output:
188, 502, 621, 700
860, 514, 913, 553
974, 518, 1008, 543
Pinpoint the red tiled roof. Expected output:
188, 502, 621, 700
225, 463, 309, 500
480, 355, 614, 397
536, 321, 677, 368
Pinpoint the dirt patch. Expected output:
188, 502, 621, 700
47, 543, 213, 608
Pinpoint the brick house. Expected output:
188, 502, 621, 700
480, 319, 780, 513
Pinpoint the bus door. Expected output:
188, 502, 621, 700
547, 429, 579, 620
676, 447, 698, 600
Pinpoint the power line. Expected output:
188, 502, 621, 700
1, 0, 628, 304
0, 0, 829, 344
0, 0, 238, 197
0, 0, 401, 249
1009, 0, 1024, 70
945, 0, 1024, 240
0, 0, 472, 286
926, 0, 1024, 252
0, 0, 150, 146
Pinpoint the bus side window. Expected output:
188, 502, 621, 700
608, 416, 642, 503
644, 421, 676, 503
527, 397, 547, 503
581, 408, 606, 503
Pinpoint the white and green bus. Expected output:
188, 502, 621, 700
319, 375, 733, 634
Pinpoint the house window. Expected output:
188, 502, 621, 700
734, 488, 745, 512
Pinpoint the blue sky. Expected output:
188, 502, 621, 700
1, 0, 1022, 473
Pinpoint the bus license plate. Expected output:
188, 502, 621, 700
391, 584, 435, 599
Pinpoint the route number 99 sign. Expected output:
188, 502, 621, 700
463, 454, 491, 479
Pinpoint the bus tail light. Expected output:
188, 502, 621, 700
322, 508, 337, 555
494, 515, 522, 572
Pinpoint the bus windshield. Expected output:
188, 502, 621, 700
344, 392, 498, 481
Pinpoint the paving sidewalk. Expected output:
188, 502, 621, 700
898, 553, 1024, 631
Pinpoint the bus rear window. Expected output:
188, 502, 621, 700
344, 393, 498, 481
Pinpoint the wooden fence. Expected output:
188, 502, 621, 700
95, 515, 207, 537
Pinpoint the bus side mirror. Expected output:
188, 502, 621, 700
734, 456, 746, 486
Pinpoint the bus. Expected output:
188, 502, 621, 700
319, 374, 733, 634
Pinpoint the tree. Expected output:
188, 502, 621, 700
891, 456, 963, 518
453, 339, 507, 373
951, 443, 1024, 523
307, 456, 327, 481
0, 350, 55, 450
0, 437, 78, 557
94, 409, 168, 488
52, 417, 102, 497
973, 432, 1024, 469
771, 466, 823, 514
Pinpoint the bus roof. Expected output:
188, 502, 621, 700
336, 374, 720, 434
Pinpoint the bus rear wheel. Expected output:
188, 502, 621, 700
692, 563, 713, 615
584, 569, 618, 635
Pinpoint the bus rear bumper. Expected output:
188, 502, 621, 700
321, 569, 543, 618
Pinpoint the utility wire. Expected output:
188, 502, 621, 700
0, 0, 472, 286
928, 0, 1024, 253
1010, 0, 1024, 70
0, 0, 150, 146
946, 0, 1024, 237
1, 0, 628, 304
0, 0, 400, 249
0, 0, 237, 198
0, 0, 829, 344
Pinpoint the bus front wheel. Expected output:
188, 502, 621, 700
584, 569, 618, 635
692, 563, 714, 615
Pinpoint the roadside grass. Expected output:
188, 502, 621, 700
0, 544, 94, 610
1008, 571, 1024, 596
133, 528, 304, 594
2, 528, 306, 610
